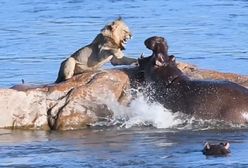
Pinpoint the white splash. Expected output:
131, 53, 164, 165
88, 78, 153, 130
101, 91, 182, 129
96, 89, 248, 130
242, 112, 248, 121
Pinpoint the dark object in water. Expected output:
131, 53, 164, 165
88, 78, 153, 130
202, 142, 231, 156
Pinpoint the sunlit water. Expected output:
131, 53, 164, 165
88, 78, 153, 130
1, 0, 248, 167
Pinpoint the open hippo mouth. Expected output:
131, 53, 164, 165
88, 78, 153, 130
154, 53, 167, 67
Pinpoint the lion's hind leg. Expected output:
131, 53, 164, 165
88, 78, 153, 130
63, 57, 76, 80
55, 57, 76, 83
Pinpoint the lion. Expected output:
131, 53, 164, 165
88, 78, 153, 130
55, 18, 137, 83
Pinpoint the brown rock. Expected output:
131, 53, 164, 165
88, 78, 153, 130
0, 69, 131, 130
0, 88, 48, 129
0, 64, 248, 130
177, 62, 248, 88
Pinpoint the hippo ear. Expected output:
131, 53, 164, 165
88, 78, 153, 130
224, 142, 230, 149
110, 22, 118, 31
117, 16, 122, 21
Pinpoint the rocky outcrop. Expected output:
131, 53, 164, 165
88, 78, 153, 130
177, 62, 248, 87
0, 69, 131, 130
0, 63, 248, 130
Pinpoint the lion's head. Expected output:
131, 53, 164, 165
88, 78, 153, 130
101, 18, 132, 50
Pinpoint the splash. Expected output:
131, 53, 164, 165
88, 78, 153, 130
242, 113, 248, 121
99, 91, 182, 129
95, 88, 248, 130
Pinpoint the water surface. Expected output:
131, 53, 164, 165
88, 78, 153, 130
1, 128, 248, 168
0, 0, 247, 87
0, 0, 248, 167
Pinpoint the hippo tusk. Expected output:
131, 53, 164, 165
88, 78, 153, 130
158, 54, 164, 62
155, 54, 166, 66
224, 142, 230, 149
204, 142, 210, 149
155, 60, 165, 66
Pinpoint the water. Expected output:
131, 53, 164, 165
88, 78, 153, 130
1, 128, 248, 167
1, 0, 248, 167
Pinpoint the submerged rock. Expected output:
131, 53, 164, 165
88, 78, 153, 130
0, 63, 248, 130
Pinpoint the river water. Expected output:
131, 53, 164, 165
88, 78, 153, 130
1, 0, 248, 167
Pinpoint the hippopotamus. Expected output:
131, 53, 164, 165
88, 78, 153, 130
138, 36, 248, 124
202, 142, 231, 156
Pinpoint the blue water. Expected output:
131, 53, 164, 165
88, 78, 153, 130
1, 0, 248, 167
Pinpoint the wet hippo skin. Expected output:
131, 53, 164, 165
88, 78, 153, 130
139, 36, 248, 124
202, 142, 231, 156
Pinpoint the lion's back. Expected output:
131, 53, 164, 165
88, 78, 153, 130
71, 44, 95, 61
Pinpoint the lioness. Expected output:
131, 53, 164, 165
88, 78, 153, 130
55, 18, 137, 83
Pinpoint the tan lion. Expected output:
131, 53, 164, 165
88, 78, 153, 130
55, 18, 137, 83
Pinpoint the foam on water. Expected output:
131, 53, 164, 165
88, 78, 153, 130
242, 113, 248, 121
115, 94, 182, 129
98, 90, 183, 129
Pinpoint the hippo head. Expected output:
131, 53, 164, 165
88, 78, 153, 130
202, 142, 231, 156
139, 36, 170, 71
144, 36, 168, 54
139, 37, 184, 86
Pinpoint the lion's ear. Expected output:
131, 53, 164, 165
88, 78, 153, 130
101, 24, 112, 32
117, 16, 122, 21
111, 22, 118, 31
